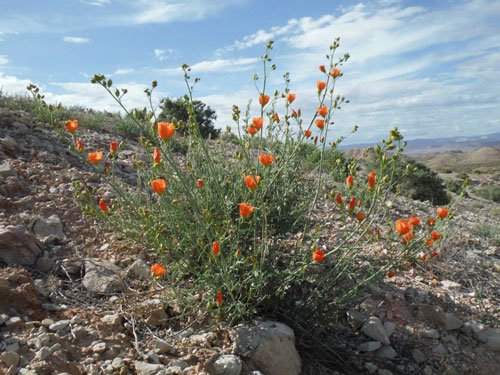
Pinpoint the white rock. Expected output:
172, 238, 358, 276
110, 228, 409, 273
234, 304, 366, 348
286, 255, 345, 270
134, 361, 166, 375
49, 320, 70, 331
362, 317, 390, 345
126, 259, 152, 281
440, 280, 461, 290
30, 215, 65, 243
212, 354, 242, 375
232, 320, 301, 375
82, 259, 123, 293
100, 313, 122, 327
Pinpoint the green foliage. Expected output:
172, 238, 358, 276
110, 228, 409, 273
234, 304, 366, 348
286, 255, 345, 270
393, 156, 450, 205
473, 184, 500, 203
158, 97, 220, 139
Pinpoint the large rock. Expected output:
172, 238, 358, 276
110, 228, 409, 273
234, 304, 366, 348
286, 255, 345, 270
0, 225, 42, 266
212, 354, 242, 375
133, 361, 166, 375
232, 320, 301, 375
30, 215, 65, 243
82, 259, 123, 293
476, 328, 500, 352
414, 305, 463, 331
362, 317, 390, 345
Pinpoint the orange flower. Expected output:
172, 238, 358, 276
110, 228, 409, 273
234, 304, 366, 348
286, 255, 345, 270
419, 252, 427, 261
409, 215, 421, 227
65, 119, 78, 133
335, 193, 343, 205
158, 122, 175, 140
150, 263, 166, 278
258, 154, 273, 166
247, 126, 258, 136
402, 231, 414, 244
317, 81, 326, 91
321, 136, 325, 143
317, 106, 328, 117
88, 151, 103, 164
356, 212, 365, 222
348, 196, 355, 212
287, 93, 296, 103
430, 230, 442, 240
273, 113, 280, 123
330, 68, 341, 77
98, 199, 109, 213
386, 270, 396, 278
252, 117, 264, 130
437, 207, 448, 219
431, 250, 439, 257
216, 290, 223, 307
395, 219, 411, 235
151, 179, 166, 194
153, 147, 161, 165
211, 241, 220, 256
319, 65, 326, 73
239, 202, 254, 218
304, 130, 312, 138
315, 119, 325, 129
346, 175, 354, 190
235, 248, 241, 258
259, 94, 270, 106
109, 141, 118, 154
245, 175, 261, 189
426, 239, 434, 247
367, 171, 376, 190
75, 139, 84, 152
312, 249, 325, 262
427, 217, 436, 226
314, 135, 318, 145
197, 179, 204, 188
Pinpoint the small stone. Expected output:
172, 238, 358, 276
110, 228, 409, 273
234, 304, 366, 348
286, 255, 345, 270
133, 361, 165, 375
180, 328, 194, 338
2, 136, 19, 149
358, 341, 382, 352
362, 317, 390, 345
383, 321, 396, 337
346, 309, 367, 326
411, 348, 426, 363
0, 351, 20, 367
0, 161, 17, 177
440, 280, 461, 290
112, 357, 123, 369
443, 313, 463, 331
101, 313, 123, 327
50, 343, 62, 353
422, 328, 439, 339
212, 354, 243, 375
36, 346, 52, 360
5, 317, 23, 329
92, 342, 107, 353
49, 319, 70, 331
364, 362, 378, 373
423, 365, 433, 375
377, 345, 398, 359
153, 339, 173, 354
35, 333, 50, 349
41, 318, 54, 327
432, 343, 448, 356
126, 259, 152, 281
476, 328, 500, 352
0, 313, 8, 325
165, 366, 182, 374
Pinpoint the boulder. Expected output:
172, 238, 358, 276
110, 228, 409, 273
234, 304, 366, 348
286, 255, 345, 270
232, 320, 301, 375
82, 259, 123, 293
0, 225, 42, 266
30, 215, 65, 243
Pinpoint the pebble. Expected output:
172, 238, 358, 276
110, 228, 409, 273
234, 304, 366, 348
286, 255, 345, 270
377, 345, 398, 359
411, 348, 426, 363
358, 341, 382, 352
0, 351, 20, 367
92, 342, 107, 353
49, 319, 70, 331
212, 354, 243, 375
36, 346, 52, 360
364, 362, 378, 373
362, 316, 390, 345
422, 328, 439, 339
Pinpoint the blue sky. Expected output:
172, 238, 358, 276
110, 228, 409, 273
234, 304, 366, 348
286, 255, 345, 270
1, 0, 499, 144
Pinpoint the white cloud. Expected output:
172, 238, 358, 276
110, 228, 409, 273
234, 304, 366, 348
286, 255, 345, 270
0, 56, 8, 65
157, 57, 259, 76
0, 72, 32, 96
63, 36, 90, 44
82, 0, 111, 6
114, 68, 135, 75
154, 49, 166, 61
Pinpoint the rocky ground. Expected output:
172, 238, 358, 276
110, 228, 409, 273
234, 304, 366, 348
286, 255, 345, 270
0, 107, 499, 374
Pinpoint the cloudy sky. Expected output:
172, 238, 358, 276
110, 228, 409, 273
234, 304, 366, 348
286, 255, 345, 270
1, 0, 499, 144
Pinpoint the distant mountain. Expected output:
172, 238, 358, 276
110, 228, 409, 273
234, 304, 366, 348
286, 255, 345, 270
340, 132, 500, 155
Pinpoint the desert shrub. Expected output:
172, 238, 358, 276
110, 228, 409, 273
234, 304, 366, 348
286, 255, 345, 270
158, 96, 220, 139
392, 157, 450, 205
474, 185, 500, 203
57, 39, 453, 326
